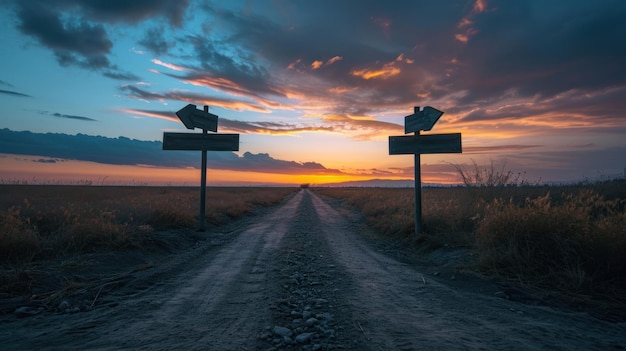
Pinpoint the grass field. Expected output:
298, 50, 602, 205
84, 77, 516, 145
0, 185, 297, 262
2, 181, 624, 301
313, 180, 626, 299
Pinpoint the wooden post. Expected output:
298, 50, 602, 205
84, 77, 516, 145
198, 106, 209, 231
414, 131, 422, 235
389, 106, 462, 236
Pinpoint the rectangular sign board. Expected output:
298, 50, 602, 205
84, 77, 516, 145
389, 133, 462, 155
163, 132, 239, 151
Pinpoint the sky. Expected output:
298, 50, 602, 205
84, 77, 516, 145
1, 0, 625, 186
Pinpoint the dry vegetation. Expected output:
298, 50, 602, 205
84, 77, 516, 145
313, 179, 626, 299
0, 185, 297, 263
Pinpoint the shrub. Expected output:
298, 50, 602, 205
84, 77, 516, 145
476, 190, 626, 293
0, 206, 40, 260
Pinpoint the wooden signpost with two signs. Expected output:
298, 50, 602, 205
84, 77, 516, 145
163, 104, 239, 231
389, 106, 462, 235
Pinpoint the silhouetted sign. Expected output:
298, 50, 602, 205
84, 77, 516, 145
163, 132, 239, 151
176, 104, 218, 132
162, 104, 240, 231
405, 106, 444, 133
389, 133, 461, 155
388, 106, 463, 235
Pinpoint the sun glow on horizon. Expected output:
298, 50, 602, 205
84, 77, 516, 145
0, 154, 463, 186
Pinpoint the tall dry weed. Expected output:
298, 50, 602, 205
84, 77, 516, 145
476, 190, 625, 293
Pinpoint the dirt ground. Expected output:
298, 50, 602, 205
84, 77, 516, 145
1, 189, 625, 350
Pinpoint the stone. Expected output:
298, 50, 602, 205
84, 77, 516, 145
295, 332, 314, 344
273, 326, 293, 338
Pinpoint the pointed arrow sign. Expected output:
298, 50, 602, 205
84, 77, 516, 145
176, 104, 218, 132
404, 106, 444, 134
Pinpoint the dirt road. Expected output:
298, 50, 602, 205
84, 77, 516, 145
1, 189, 624, 350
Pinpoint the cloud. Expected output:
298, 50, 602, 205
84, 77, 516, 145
463, 144, 541, 154
0, 128, 344, 175
103, 69, 140, 81
140, 28, 172, 55
36, 110, 97, 122
121, 107, 333, 135
51, 113, 97, 122
72, 0, 190, 26
8, 0, 625, 151
0, 89, 31, 97
452, 1, 626, 103
16, 2, 113, 69
119, 85, 272, 112
10, 0, 191, 79
121, 106, 399, 138
33, 158, 58, 164
184, 1, 626, 136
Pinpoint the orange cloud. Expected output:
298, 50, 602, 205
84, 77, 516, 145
351, 65, 400, 80
455, 0, 487, 42
327, 56, 342, 65
329, 86, 355, 94
351, 54, 412, 80
311, 60, 323, 69
120, 108, 178, 122
474, 0, 487, 13
287, 58, 302, 70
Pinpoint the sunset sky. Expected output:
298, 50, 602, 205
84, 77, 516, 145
1, 0, 625, 186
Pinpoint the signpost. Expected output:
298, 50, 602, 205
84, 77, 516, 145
389, 106, 462, 235
163, 105, 240, 231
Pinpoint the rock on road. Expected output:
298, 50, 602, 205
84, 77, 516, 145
1, 189, 624, 350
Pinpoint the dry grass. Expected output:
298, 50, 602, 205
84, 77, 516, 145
0, 185, 297, 262
313, 179, 626, 297
0, 185, 297, 297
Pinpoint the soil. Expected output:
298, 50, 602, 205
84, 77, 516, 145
1, 189, 625, 350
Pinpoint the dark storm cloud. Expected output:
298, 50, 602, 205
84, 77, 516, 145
68, 0, 190, 26
186, 0, 626, 127
10, 0, 191, 79
194, 2, 456, 112
453, 1, 626, 103
181, 34, 284, 98
16, 2, 112, 69
0, 129, 342, 175
139, 27, 171, 55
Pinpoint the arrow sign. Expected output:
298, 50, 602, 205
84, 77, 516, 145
163, 132, 239, 151
404, 106, 444, 134
389, 133, 461, 155
176, 104, 218, 132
